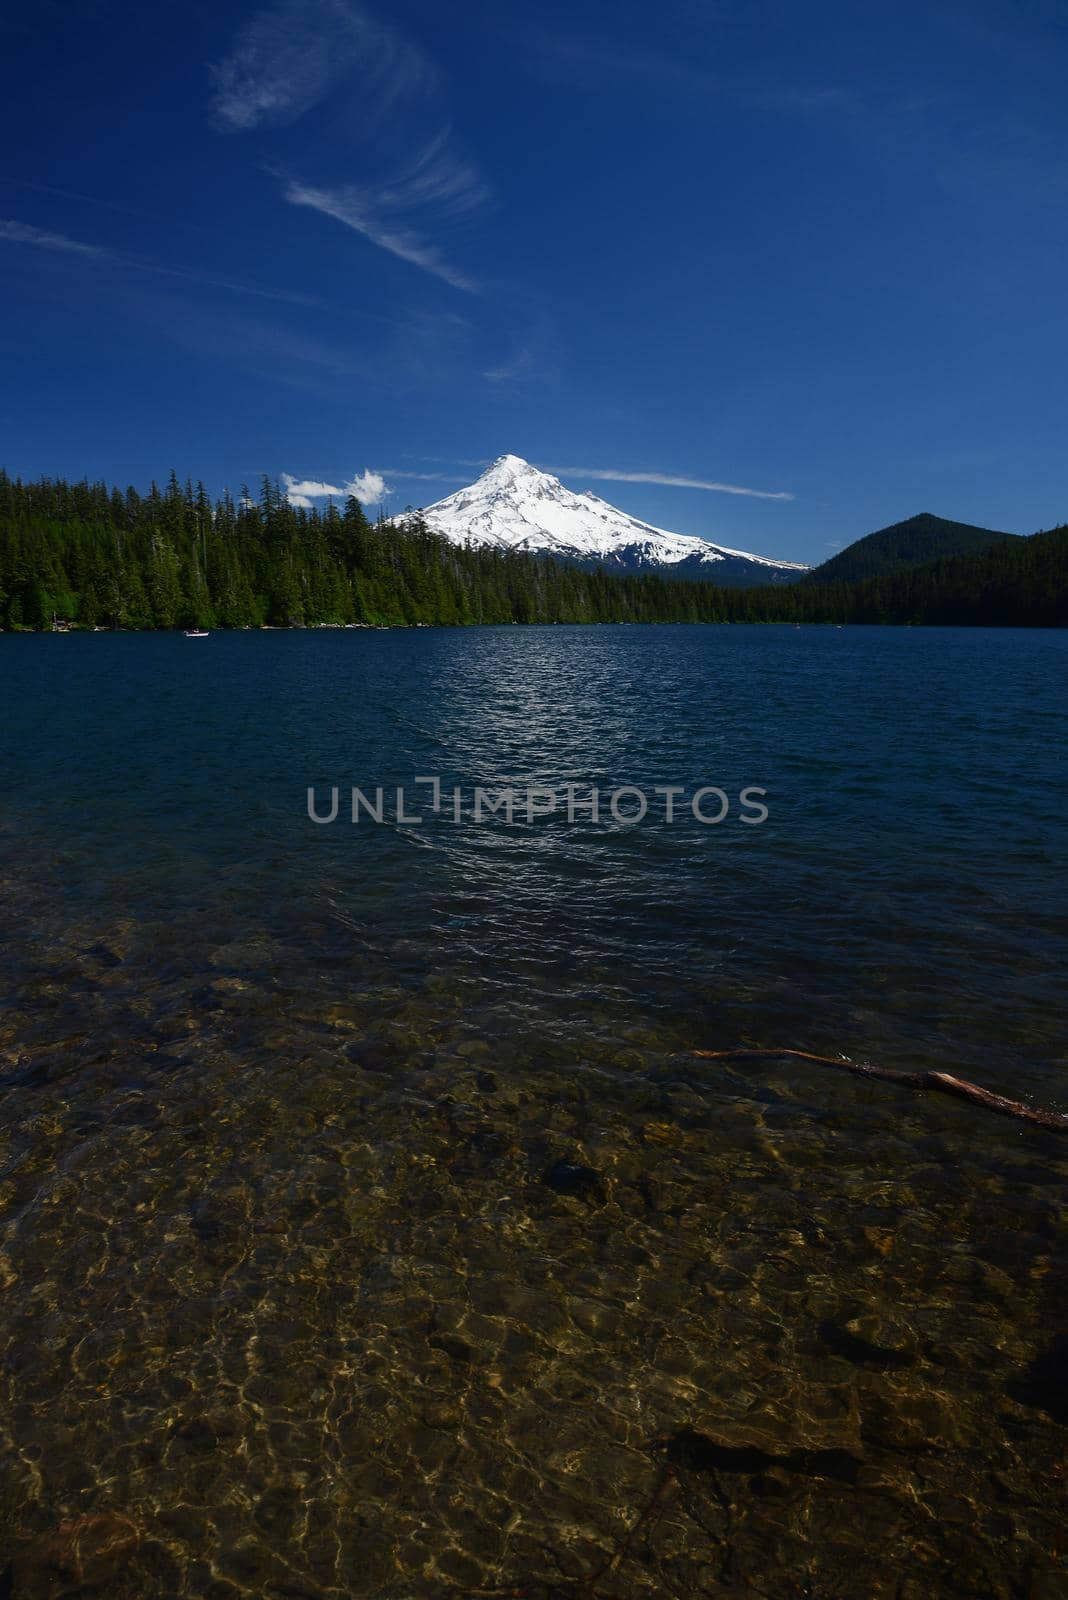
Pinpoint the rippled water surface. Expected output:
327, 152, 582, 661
0, 625, 1065, 1598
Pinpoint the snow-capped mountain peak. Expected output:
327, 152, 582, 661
418, 456, 808, 585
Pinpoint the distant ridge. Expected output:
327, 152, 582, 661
806, 512, 1018, 584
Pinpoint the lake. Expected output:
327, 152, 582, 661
0, 624, 1065, 1597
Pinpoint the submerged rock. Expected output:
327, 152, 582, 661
428, 1333, 473, 1365
818, 1319, 916, 1370
83, 943, 122, 969
666, 1428, 862, 1486
13, 1512, 140, 1595
540, 1158, 607, 1206
1006, 1334, 1068, 1425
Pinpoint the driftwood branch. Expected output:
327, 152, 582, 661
692, 1048, 1068, 1134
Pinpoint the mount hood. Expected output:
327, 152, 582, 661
418, 456, 807, 585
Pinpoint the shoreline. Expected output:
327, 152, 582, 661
2, 618, 1064, 634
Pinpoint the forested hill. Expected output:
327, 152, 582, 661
0, 469, 1064, 629
805, 512, 1018, 583
791, 523, 1067, 626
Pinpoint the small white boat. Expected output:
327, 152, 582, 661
184, 628, 210, 638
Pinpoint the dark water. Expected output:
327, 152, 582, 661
0, 625, 1065, 1598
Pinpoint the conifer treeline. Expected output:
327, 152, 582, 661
0, 468, 1064, 629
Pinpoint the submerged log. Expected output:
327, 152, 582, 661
692, 1048, 1068, 1134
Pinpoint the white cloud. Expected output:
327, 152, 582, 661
548, 465, 794, 501
282, 469, 391, 506
348, 469, 388, 502
281, 475, 345, 507
0, 219, 107, 258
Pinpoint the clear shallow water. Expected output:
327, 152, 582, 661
0, 624, 1065, 1598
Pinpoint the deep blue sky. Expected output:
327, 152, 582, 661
2, 0, 1066, 563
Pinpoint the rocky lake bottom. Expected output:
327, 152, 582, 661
0, 626, 1065, 1596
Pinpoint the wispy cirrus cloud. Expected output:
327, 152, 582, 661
282, 469, 390, 506
0, 219, 107, 258
378, 469, 467, 482
284, 132, 485, 293
389, 456, 795, 501
208, 0, 430, 132
136, 259, 320, 307
209, 0, 486, 291
0, 176, 208, 233
483, 347, 537, 383
548, 465, 794, 501
0, 216, 321, 306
